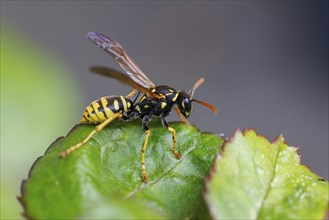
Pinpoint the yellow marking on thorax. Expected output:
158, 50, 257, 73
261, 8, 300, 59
172, 92, 179, 102
144, 105, 149, 108
127, 101, 131, 108
101, 97, 115, 118
159, 94, 166, 99
161, 102, 167, 108
92, 102, 106, 122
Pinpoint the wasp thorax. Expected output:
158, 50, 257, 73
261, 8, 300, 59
178, 91, 193, 118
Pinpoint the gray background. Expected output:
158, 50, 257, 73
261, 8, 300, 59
2, 1, 328, 179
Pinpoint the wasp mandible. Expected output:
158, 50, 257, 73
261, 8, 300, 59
60, 32, 217, 183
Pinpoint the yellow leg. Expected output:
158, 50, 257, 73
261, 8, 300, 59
168, 127, 181, 159
60, 113, 121, 158
141, 129, 151, 183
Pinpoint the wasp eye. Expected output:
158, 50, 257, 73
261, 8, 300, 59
181, 98, 192, 116
184, 98, 191, 107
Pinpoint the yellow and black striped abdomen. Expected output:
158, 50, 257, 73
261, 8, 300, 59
80, 96, 132, 124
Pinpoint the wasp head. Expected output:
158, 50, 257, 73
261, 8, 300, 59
177, 91, 193, 118
177, 78, 218, 118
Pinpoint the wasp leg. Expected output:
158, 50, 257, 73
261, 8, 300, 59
141, 114, 152, 183
161, 116, 181, 159
174, 106, 189, 124
141, 129, 151, 183
60, 113, 122, 158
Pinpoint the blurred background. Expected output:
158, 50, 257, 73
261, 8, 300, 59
1, 1, 328, 219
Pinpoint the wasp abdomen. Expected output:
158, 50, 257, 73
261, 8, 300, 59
80, 96, 132, 124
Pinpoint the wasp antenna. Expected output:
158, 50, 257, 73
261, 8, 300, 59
190, 78, 205, 97
192, 99, 218, 114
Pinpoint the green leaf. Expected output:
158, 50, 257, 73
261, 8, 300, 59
205, 129, 329, 219
20, 119, 224, 219
80, 198, 165, 219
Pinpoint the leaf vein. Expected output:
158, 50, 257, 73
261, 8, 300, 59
255, 144, 280, 219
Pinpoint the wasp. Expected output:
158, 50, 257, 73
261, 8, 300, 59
60, 32, 217, 183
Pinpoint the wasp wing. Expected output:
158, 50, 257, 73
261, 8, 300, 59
87, 32, 155, 89
90, 66, 138, 88
90, 66, 160, 99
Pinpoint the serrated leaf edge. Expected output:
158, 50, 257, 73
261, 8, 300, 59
204, 128, 329, 220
